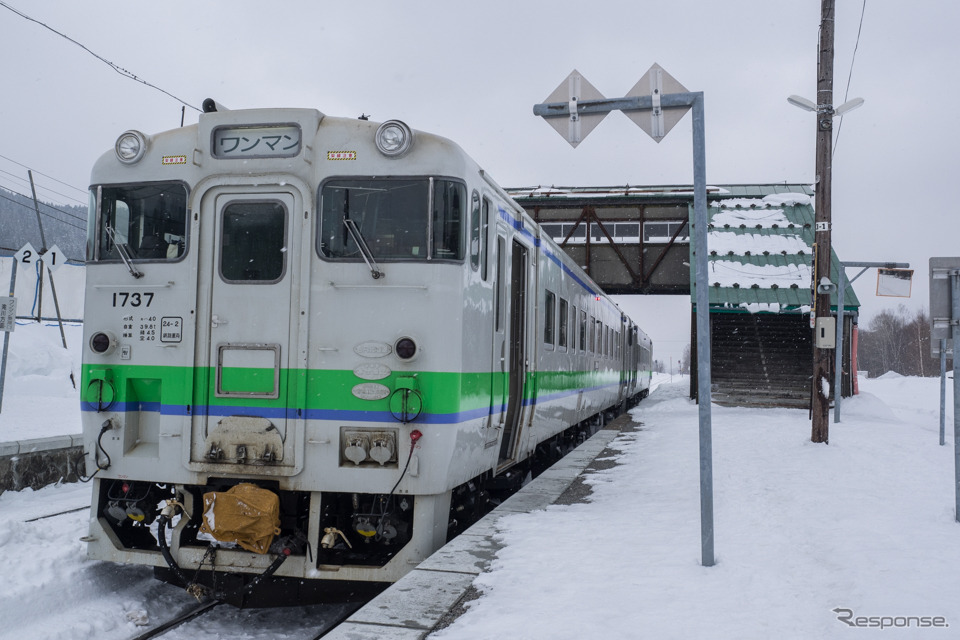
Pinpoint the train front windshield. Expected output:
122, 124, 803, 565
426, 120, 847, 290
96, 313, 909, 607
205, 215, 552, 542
319, 178, 465, 262
88, 182, 188, 262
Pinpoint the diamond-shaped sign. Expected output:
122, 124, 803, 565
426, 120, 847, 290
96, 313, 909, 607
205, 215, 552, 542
14, 242, 37, 266
541, 70, 609, 148
624, 63, 691, 143
41, 244, 65, 273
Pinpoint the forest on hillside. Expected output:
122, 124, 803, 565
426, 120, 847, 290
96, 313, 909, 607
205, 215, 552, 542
0, 187, 86, 260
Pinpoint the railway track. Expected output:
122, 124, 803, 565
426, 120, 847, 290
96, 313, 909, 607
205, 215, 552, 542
124, 598, 363, 640
129, 601, 221, 640
23, 504, 90, 522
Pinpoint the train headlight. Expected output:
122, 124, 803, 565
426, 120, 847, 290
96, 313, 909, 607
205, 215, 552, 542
115, 130, 147, 164
375, 120, 414, 158
90, 331, 117, 356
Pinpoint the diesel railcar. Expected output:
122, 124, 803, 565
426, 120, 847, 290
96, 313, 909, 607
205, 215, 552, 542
80, 103, 652, 604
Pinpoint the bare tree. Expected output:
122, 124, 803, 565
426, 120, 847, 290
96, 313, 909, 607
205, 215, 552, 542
857, 305, 943, 377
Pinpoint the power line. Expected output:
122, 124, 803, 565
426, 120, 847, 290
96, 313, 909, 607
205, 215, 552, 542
0, 1, 200, 112
0, 189, 87, 231
0, 153, 86, 196
0, 197, 86, 232
0, 169, 86, 208
0, 180, 86, 222
834, 0, 867, 157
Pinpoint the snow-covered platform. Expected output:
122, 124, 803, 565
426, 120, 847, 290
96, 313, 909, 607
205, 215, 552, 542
324, 417, 632, 640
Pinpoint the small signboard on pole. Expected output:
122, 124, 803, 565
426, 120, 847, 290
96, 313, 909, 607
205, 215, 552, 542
876, 268, 913, 297
0, 297, 15, 332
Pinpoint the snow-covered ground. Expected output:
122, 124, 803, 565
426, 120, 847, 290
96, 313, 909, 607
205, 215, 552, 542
434, 373, 959, 639
1, 322, 958, 639
0, 321, 83, 442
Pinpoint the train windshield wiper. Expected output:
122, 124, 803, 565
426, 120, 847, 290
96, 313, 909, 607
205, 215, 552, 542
343, 217, 383, 279
105, 225, 144, 279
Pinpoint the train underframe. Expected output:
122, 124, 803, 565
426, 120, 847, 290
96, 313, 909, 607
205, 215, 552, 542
91, 400, 641, 607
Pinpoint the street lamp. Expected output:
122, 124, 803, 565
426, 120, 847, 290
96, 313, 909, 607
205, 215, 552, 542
787, 95, 864, 116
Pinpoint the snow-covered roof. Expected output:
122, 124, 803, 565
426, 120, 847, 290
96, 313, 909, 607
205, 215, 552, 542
701, 190, 858, 313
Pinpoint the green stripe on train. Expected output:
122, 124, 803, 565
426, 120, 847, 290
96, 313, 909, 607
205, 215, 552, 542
81, 365, 627, 413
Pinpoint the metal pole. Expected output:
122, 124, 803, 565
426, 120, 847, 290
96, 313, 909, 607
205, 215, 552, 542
0, 259, 19, 414
833, 266, 847, 422
952, 273, 960, 523
46, 265, 69, 350
692, 92, 714, 567
28, 170, 47, 324
28, 170, 68, 347
941, 337, 947, 447
27, 170, 49, 251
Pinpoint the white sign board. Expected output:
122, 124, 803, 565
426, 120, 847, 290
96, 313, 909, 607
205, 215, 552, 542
0, 297, 15, 332
876, 268, 913, 297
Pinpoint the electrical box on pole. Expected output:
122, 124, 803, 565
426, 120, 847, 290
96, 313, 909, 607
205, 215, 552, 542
815, 317, 836, 349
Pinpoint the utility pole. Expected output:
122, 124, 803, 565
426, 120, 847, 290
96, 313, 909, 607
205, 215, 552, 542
811, 0, 835, 444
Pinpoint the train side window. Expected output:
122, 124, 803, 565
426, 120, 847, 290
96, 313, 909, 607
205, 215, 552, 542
495, 236, 505, 332
432, 180, 465, 260
588, 315, 595, 353
482, 198, 492, 280
570, 305, 576, 350
93, 182, 188, 262
558, 298, 568, 349
470, 191, 481, 271
544, 290, 556, 346
220, 200, 287, 283
580, 310, 587, 353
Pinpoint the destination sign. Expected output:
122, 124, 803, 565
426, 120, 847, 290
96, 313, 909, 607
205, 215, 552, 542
212, 124, 302, 159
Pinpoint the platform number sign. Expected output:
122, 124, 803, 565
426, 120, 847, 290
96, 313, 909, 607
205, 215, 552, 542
13, 243, 65, 272
42, 245, 65, 272
14, 242, 37, 266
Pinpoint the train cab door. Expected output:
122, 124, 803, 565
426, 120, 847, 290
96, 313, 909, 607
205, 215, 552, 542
190, 185, 306, 474
498, 237, 529, 467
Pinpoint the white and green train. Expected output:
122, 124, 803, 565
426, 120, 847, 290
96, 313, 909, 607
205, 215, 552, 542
80, 102, 652, 605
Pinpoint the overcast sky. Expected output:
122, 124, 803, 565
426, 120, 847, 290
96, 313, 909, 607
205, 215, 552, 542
1, 1, 957, 364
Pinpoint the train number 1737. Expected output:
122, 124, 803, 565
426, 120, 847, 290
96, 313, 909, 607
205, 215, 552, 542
112, 292, 155, 307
